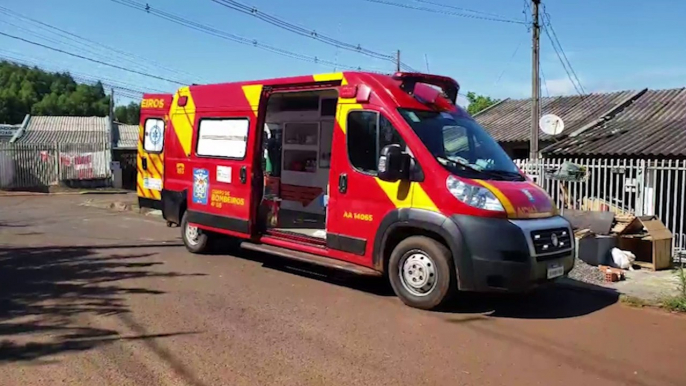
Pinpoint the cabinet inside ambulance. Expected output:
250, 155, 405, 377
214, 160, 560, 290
258, 90, 337, 242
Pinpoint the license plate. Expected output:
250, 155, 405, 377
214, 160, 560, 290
547, 263, 564, 279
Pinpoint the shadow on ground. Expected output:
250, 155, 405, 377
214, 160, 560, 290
0, 242, 203, 364
209, 238, 618, 319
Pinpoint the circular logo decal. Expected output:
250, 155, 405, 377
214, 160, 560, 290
150, 124, 162, 145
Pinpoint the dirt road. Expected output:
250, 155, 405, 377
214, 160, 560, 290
1, 196, 685, 386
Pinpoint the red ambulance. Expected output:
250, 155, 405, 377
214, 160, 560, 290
136, 72, 574, 310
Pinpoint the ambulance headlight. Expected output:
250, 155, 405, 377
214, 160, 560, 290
446, 175, 504, 212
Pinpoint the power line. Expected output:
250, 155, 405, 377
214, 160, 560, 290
540, 66, 550, 98
0, 5, 199, 83
0, 30, 188, 85
0, 56, 148, 102
541, 6, 585, 95
362, 0, 527, 25
110, 0, 381, 72
416, 0, 514, 19
0, 51, 167, 95
208, 0, 419, 71
494, 38, 524, 86
0, 55, 152, 96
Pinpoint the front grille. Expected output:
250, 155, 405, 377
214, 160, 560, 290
531, 227, 571, 255
535, 250, 571, 262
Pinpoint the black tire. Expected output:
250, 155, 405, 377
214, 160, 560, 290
181, 211, 210, 254
388, 236, 456, 310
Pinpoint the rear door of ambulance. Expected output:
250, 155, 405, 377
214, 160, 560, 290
137, 94, 173, 209
184, 84, 262, 238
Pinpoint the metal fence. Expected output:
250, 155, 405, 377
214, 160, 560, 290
0, 142, 111, 191
515, 158, 686, 260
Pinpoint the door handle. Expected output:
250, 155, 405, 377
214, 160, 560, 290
240, 166, 247, 184
338, 173, 347, 194
141, 157, 148, 171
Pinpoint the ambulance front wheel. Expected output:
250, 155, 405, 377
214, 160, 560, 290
388, 236, 457, 310
181, 211, 210, 254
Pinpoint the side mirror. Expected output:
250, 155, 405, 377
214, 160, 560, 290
378, 144, 411, 182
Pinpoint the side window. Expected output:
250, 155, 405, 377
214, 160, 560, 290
347, 111, 406, 174
196, 118, 250, 159
144, 118, 165, 153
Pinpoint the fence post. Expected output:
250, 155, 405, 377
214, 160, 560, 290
55, 142, 61, 186
636, 159, 646, 216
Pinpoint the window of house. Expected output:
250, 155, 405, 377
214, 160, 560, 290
347, 111, 406, 174
196, 118, 250, 159
143, 118, 165, 153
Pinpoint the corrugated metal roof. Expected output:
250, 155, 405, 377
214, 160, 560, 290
475, 90, 636, 143
17, 116, 109, 144
544, 88, 686, 156
113, 123, 139, 149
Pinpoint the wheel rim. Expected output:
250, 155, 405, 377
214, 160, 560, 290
185, 223, 200, 246
399, 250, 437, 297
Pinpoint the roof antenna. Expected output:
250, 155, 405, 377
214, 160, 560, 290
424, 54, 430, 73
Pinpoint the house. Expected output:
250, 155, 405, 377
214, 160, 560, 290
0, 123, 22, 143
541, 87, 686, 158
473, 89, 651, 159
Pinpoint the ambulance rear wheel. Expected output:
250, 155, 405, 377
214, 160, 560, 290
388, 236, 456, 310
181, 211, 210, 254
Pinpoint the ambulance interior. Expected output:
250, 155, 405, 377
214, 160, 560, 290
259, 89, 338, 240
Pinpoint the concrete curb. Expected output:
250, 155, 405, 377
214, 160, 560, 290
1, 190, 130, 197
80, 200, 162, 217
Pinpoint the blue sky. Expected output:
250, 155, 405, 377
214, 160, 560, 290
1, 0, 684, 107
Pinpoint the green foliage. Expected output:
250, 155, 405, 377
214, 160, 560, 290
0, 61, 141, 124
115, 102, 140, 125
466, 91, 500, 116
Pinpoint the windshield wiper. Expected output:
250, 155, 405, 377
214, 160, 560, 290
436, 157, 524, 181
483, 169, 526, 181
436, 156, 483, 174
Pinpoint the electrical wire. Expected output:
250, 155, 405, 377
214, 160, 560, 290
0, 49, 169, 94
0, 31, 188, 85
416, 0, 514, 19
362, 0, 527, 25
208, 0, 419, 71
494, 38, 524, 86
0, 54, 157, 97
541, 5, 585, 95
0, 5, 199, 83
110, 0, 382, 72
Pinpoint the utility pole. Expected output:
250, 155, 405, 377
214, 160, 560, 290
530, 0, 541, 160
396, 50, 401, 72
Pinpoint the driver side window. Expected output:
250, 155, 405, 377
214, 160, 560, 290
347, 111, 405, 174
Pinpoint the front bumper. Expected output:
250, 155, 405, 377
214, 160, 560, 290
451, 215, 575, 293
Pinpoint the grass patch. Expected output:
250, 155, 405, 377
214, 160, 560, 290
620, 294, 652, 308
661, 295, 686, 313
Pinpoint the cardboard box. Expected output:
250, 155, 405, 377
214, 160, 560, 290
617, 216, 673, 271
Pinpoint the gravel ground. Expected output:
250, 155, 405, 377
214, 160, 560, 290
568, 257, 606, 284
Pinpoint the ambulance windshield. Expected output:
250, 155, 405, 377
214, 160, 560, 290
398, 109, 524, 180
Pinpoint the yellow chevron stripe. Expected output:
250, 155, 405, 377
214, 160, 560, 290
170, 87, 196, 157
241, 85, 263, 117
475, 180, 516, 217
313, 72, 347, 85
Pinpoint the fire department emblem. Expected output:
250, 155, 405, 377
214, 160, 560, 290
192, 168, 209, 205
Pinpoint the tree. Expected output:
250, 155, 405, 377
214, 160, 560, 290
0, 61, 130, 123
114, 102, 141, 125
466, 91, 500, 116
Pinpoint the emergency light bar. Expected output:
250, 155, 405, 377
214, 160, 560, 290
392, 72, 460, 105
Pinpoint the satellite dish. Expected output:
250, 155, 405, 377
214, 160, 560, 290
539, 114, 565, 136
